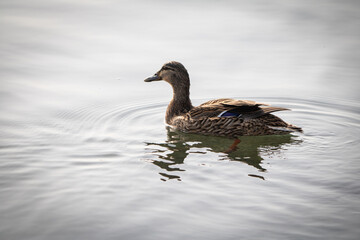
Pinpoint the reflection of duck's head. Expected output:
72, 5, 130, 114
145, 127, 302, 181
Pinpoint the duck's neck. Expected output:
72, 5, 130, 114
166, 85, 193, 124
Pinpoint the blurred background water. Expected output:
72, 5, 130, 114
0, 0, 359, 239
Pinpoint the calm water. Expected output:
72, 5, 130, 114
1, 1, 360, 240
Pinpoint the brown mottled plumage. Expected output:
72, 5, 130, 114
144, 61, 302, 137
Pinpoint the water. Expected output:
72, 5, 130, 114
1, 0, 360, 239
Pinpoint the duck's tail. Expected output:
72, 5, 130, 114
261, 107, 303, 133
268, 124, 303, 133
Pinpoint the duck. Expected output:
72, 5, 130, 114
144, 61, 302, 140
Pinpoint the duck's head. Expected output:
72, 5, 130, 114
144, 61, 190, 88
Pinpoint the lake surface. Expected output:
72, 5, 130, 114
1, 1, 360, 239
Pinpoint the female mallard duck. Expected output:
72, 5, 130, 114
145, 61, 302, 138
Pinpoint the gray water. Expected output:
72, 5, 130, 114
1, 1, 360, 239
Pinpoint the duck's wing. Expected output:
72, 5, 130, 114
189, 98, 289, 120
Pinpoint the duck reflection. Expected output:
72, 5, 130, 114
145, 127, 301, 181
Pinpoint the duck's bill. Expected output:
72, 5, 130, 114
144, 74, 162, 82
